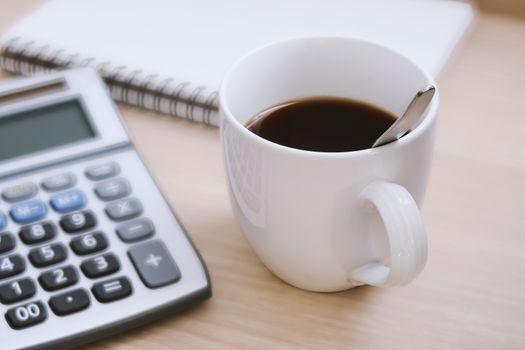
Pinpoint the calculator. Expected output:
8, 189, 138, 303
0, 68, 211, 349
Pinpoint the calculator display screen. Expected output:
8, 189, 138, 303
0, 99, 95, 161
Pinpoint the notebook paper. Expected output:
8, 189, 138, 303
0, 0, 474, 125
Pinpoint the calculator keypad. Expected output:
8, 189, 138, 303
1, 160, 185, 333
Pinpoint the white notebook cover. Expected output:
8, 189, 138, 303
0, 0, 474, 125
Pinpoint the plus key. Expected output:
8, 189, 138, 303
128, 240, 180, 288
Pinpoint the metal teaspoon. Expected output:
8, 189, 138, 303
372, 85, 436, 148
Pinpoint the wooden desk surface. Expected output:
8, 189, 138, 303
1, 2, 525, 349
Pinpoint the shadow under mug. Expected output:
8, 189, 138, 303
219, 37, 438, 292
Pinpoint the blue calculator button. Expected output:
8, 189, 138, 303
0, 212, 6, 230
50, 189, 86, 214
10, 200, 47, 224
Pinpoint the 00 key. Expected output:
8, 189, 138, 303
5, 301, 47, 329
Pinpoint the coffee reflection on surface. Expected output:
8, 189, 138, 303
245, 97, 397, 152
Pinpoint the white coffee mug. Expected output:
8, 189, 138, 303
219, 37, 438, 292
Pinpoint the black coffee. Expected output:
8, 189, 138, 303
245, 97, 397, 152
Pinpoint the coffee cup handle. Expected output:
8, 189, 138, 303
350, 181, 428, 287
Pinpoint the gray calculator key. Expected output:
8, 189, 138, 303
116, 218, 154, 242
94, 178, 131, 201
41, 173, 76, 192
128, 240, 181, 288
85, 162, 120, 181
105, 198, 142, 222
2, 182, 37, 202
91, 277, 132, 303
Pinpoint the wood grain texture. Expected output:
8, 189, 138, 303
1, 2, 525, 349
475, 0, 525, 19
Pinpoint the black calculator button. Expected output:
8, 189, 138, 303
2, 182, 37, 202
41, 172, 76, 192
85, 162, 120, 181
0, 232, 15, 254
105, 198, 142, 222
0, 254, 25, 280
39, 265, 78, 291
29, 243, 68, 268
60, 211, 97, 233
91, 277, 132, 303
70, 232, 108, 256
19, 222, 56, 245
49, 288, 90, 316
81, 253, 120, 279
5, 301, 47, 329
0, 278, 36, 304
94, 178, 131, 201
128, 240, 181, 288
116, 218, 155, 243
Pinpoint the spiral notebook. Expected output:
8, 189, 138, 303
0, 0, 473, 126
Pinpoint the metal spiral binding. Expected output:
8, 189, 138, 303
0, 37, 220, 126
